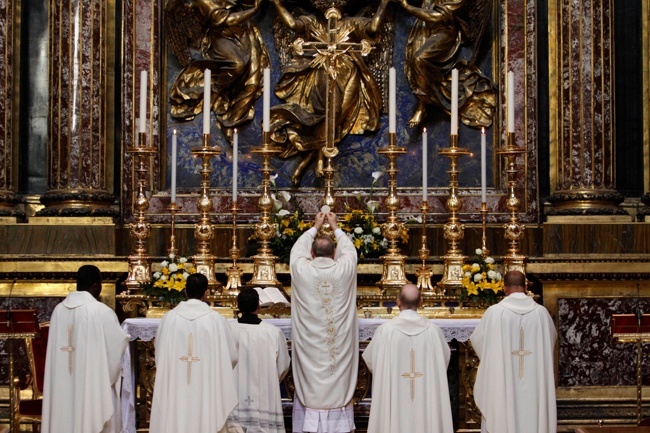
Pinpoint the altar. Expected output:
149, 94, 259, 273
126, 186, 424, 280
119, 317, 480, 433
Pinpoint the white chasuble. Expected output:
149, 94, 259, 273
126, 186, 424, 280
290, 227, 359, 411
470, 292, 557, 433
362, 310, 454, 433
42, 291, 129, 433
150, 299, 241, 433
229, 321, 291, 433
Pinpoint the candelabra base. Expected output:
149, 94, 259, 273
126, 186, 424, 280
125, 256, 152, 291
416, 266, 441, 294
377, 252, 410, 295
224, 265, 244, 295
193, 254, 221, 292
502, 254, 526, 275
437, 254, 467, 293
248, 254, 281, 287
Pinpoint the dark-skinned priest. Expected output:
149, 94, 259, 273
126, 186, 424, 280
289, 211, 359, 433
149, 272, 243, 433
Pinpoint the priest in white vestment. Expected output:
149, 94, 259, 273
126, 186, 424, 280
363, 284, 454, 433
229, 288, 291, 433
290, 212, 358, 433
42, 265, 129, 433
470, 270, 557, 433
149, 273, 242, 433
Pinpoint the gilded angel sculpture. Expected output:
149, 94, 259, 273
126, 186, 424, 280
269, 0, 394, 185
165, 0, 270, 139
399, 0, 496, 128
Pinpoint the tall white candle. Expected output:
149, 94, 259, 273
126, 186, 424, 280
422, 128, 427, 202
171, 130, 177, 203
263, 68, 270, 132
139, 70, 147, 134
481, 128, 487, 203
389, 67, 396, 133
507, 71, 515, 133
233, 129, 238, 202
203, 69, 211, 135
451, 68, 459, 135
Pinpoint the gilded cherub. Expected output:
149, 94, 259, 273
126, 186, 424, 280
165, 0, 270, 139
269, 0, 394, 185
399, 0, 496, 128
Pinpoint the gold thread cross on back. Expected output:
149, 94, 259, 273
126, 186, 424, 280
401, 348, 423, 401
179, 332, 200, 385
511, 326, 532, 379
59, 323, 76, 375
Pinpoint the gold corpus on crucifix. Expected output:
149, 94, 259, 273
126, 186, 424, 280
60, 323, 76, 375
224, 200, 243, 294
497, 132, 526, 274
377, 133, 410, 294
179, 333, 200, 385
249, 132, 282, 287
437, 134, 470, 292
401, 348, 423, 401
511, 327, 532, 380
416, 201, 437, 292
191, 134, 221, 291
125, 132, 156, 290
291, 7, 375, 207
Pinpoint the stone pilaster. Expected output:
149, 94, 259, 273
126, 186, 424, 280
38, 0, 116, 216
0, 0, 22, 216
548, 0, 625, 216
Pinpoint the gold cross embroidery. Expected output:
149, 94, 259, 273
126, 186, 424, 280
401, 348, 423, 401
511, 327, 532, 379
59, 323, 76, 375
179, 333, 200, 385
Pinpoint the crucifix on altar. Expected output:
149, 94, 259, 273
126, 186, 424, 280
289, 7, 376, 207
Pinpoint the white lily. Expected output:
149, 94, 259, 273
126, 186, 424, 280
473, 273, 483, 282
161, 260, 169, 267
354, 227, 364, 234
278, 209, 290, 216
372, 227, 381, 234
179, 257, 188, 263
153, 272, 162, 279
485, 257, 495, 264
475, 248, 483, 255
270, 174, 278, 186
182, 272, 190, 280
168, 263, 178, 272
366, 200, 380, 213
371, 171, 384, 184
279, 191, 292, 202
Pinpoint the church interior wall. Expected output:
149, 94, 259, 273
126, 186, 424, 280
0, 0, 650, 431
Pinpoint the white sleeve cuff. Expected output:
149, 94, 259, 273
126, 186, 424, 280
307, 227, 318, 237
333, 228, 345, 240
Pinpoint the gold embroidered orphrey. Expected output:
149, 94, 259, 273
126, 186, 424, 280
511, 326, 532, 379
60, 323, 76, 375
401, 348, 423, 401
313, 274, 342, 374
179, 332, 200, 385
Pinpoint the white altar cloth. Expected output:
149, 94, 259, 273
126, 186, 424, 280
120, 317, 479, 433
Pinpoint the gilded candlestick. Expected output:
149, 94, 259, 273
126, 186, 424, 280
437, 134, 470, 292
125, 132, 157, 290
190, 134, 221, 290
376, 132, 410, 294
225, 201, 243, 294
497, 132, 526, 273
166, 202, 181, 257
415, 202, 437, 292
249, 131, 282, 287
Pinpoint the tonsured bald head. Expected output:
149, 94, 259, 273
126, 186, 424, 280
397, 284, 422, 311
311, 235, 336, 259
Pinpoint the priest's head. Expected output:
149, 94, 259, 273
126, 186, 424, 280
77, 265, 102, 299
397, 284, 422, 311
503, 270, 527, 296
238, 288, 260, 315
311, 235, 336, 259
185, 273, 209, 300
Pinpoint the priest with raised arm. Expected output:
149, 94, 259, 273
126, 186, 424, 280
362, 284, 454, 433
470, 270, 557, 433
42, 265, 129, 433
150, 273, 242, 433
289, 211, 358, 433
229, 288, 291, 433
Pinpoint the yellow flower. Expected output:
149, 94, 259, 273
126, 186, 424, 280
354, 238, 363, 249
466, 282, 479, 296
161, 267, 170, 275
284, 228, 295, 237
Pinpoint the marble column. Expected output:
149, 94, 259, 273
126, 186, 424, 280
0, 0, 22, 216
38, 0, 116, 216
548, 0, 625, 215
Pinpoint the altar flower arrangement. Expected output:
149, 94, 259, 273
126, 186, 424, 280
141, 254, 197, 306
340, 208, 389, 259
460, 249, 504, 306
